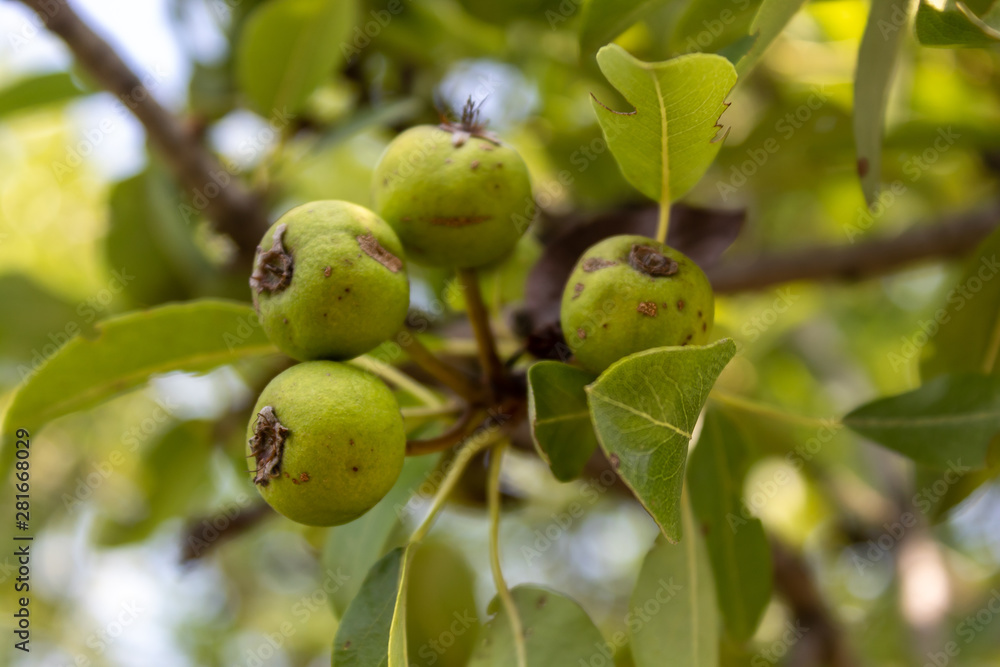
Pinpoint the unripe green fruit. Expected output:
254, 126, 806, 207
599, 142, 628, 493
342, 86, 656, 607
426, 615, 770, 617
250, 200, 409, 361
371, 122, 534, 268
247, 361, 405, 526
560, 235, 715, 373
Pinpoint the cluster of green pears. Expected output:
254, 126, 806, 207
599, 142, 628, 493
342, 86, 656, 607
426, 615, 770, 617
246, 106, 716, 528
246, 112, 534, 526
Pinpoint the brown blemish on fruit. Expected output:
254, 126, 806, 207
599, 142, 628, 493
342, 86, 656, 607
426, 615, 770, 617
495, 162, 503, 169
683, 333, 693, 345
702, 322, 707, 332
582, 257, 616, 272
423, 215, 492, 227
352, 466, 359, 472
629, 244, 677, 277
299, 472, 310, 483
577, 327, 586, 340
572, 282, 585, 299
323, 266, 332, 277
470, 160, 480, 170
697, 310, 703, 318
537, 594, 548, 609
677, 300, 685, 311
249, 406, 289, 486
357, 232, 403, 273
250, 223, 293, 294
480, 144, 494, 151
637, 301, 657, 317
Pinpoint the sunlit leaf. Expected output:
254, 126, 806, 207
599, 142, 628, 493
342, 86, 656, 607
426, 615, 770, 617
468, 585, 605, 666
527, 361, 598, 482
630, 498, 718, 667
591, 45, 736, 205
236, 0, 356, 115
854, 0, 915, 205
843, 373, 1000, 468
586, 339, 736, 542
688, 408, 771, 642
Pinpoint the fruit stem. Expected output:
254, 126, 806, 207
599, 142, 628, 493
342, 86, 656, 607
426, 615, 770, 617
401, 332, 486, 402
409, 428, 505, 544
487, 441, 528, 667
656, 200, 670, 245
350, 355, 443, 408
457, 268, 505, 399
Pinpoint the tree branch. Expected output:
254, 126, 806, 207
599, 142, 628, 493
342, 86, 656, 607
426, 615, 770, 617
19, 0, 269, 263
709, 201, 1000, 293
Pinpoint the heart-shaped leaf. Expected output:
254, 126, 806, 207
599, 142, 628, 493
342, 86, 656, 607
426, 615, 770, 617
527, 361, 599, 482
591, 45, 736, 205
468, 585, 606, 666
630, 498, 718, 667
854, 0, 915, 205
843, 373, 1000, 468
688, 408, 771, 642
587, 339, 737, 542
236, 0, 356, 115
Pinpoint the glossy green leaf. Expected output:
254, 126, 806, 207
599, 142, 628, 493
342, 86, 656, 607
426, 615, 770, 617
843, 373, 1000, 469
587, 339, 736, 542
578, 0, 665, 55
332, 547, 405, 667
236, 0, 355, 115
630, 498, 718, 667
915, 0, 1000, 47
2, 300, 277, 438
733, 0, 809, 77
592, 45, 736, 205
854, 0, 915, 206
670, 0, 764, 56
688, 409, 771, 642
921, 227, 1000, 380
0, 72, 86, 119
468, 585, 606, 666
323, 454, 438, 617
527, 361, 599, 482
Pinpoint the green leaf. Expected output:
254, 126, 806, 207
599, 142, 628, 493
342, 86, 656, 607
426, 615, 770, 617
2, 300, 276, 438
468, 586, 606, 666
0, 72, 86, 120
630, 498, 718, 667
107, 168, 215, 307
578, 0, 666, 55
921, 227, 1000, 380
688, 409, 771, 643
670, 0, 764, 56
733, 0, 809, 77
586, 339, 736, 542
527, 361, 599, 482
915, 0, 1000, 47
332, 547, 405, 667
843, 373, 1000, 469
323, 454, 438, 617
854, 0, 915, 205
96, 420, 215, 546
591, 45, 736, 205
236, 0, 356, 115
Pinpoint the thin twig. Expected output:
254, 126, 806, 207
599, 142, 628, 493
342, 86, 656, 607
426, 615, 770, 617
19, 0, 269, 262
401, 331, 485, 402
457, 269, 505, 397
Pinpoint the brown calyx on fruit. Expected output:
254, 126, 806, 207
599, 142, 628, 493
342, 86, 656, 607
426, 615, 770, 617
440, 97, 501, 147
249, 406, 289, 486
628, 244, 678, 278
250, 224, 293, 294
357, 232, 403, 273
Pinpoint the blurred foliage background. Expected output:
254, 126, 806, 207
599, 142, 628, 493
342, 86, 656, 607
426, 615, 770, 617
2, 0, 1000, 665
